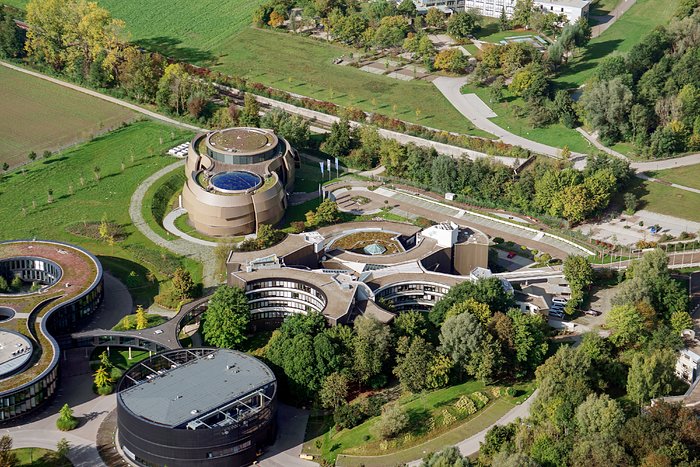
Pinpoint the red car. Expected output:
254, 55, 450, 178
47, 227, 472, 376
507, 251, 516, 259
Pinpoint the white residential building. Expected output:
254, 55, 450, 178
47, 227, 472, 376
676, 349, 700, 384
464, 0, 590, 23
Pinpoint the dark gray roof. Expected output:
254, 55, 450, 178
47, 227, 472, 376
118, 349, 275, 428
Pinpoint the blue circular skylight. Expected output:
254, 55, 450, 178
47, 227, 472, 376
210, 171, 262, 192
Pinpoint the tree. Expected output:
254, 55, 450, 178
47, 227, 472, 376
563, 255, 593, 312
118, 47, 161, 102
25, 0, 123, 76
480, 424, 516, 465
202, 286, 250, 348
431, 154, 458, 193
512, 0, 534, 27
393, 310, 430, 340
670, 310, 694, 334
607, 304, 648, 348
425, 8, 445, 30
499, 7, 509, 31
446, 298, 492, 324
439, 312, 488, 378
28, 151, 37, 162
394, 337, 435, 393
260, 109, 311, 148
509, 63, 549, 101
0, 435, 17, 467
623, 192, 637, 214
320, 372, 349, 409
372, 403, 409, 440
320, 118, 354, 158
353, 316, 391, 385
135, 305, 148, 330
56, 438, 71, 458
240, 93, 261, 127
575, 393, 625, 439
307, 199, 340, 227
156, 63, 191, 114
433, 48, 468, 73
397, 0, 417, 17
0, 13, 25, 59
447, 11, 478, 40
626, 349, 677, 406
94, 366, 112, 389
171, 267, 195, 300
507, 309, 549, 376
56, 404, 78, 431
430, 277, 514, 325
0, 276, 8, 293
581, 77, 634, 144
421, 446, 470, 467
99, 350, 112, 371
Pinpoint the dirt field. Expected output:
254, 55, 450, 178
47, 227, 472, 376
0, 65, 136, 169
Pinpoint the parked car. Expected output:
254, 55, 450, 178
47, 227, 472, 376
507, 251, 516, 259
552, 297, 568, 305
549, 310, 564, 318
584, 309, 602, 316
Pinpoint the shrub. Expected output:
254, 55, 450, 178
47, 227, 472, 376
371, 403, 410, 440
97, 384, 114, 396
56, 404, 78, 431
291, 221, 306, 233
472, 391, 489, 407
334, 403, 365, 430
493, 237, 504, 244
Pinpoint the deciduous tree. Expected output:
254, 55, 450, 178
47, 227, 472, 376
202, 286, 250, 348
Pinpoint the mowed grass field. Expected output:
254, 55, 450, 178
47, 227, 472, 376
4, 0, 489, 136
554, 0, 680, 88
0, 121, 199, 305
628, 177, 700, 223
0, 65, 136, 168
647, 164, 700, 190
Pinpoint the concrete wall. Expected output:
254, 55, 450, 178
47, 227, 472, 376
454, 242, 489, 275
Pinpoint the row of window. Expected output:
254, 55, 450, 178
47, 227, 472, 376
0, 366, 57, 420
0, 257, 62, 286
246, 281, 326, 303
376, 283, 449, 298
251, 309, 302, 321
248, 290, 325, 310
206, 143, 282, 165
250, 300, 317, 313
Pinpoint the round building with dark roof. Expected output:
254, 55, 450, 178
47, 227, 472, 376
182, 127, 300, 236
116, 348, 277, 467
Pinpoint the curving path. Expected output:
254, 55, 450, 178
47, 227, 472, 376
128, 160, 218, 287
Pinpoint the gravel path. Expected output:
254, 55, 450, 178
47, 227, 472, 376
128, 160, 218, 287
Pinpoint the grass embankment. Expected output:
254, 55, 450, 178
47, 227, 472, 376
460, 84, 594, 153
627, 177, 700, 223
554, 0, 680, 88
141, 167, 186, 240
646, 164, 700, 191
304, 380, 535, 465
0, 121, 200, 306
0, 64, 136, 169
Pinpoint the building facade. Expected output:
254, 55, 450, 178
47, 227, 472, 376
0, 240, 103, 423
182, 127, 299, 237
117, 348, 277, 467
464, 0, 590, 22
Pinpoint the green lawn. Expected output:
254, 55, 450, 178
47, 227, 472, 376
141, 167, 185, 240
590, 0, 624, 17
554, 0, 680, 88
646, 164, 700, 190
13, 447, 72, 467
112, 313, 168, 331
295, 159, 338, 193
0, 64, 136, 169
90, 348, 151, 372
0, 121, 200, 306
461, 84, 594, 153
627, 177, 700, 223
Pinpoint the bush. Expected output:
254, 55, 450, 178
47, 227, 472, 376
291, 221, 306, 233
493, 237, 505, 244
334, 403, 365, 430
371, 403, 410, 440
97, 384, 114, 396
414, 217, 434, 228
56, 417, 79, 431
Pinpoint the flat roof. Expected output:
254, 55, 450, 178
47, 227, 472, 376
118, 349, 275, 428
0, 330, 32, 378
536, 0, 590, 8
207, 128, 278, 155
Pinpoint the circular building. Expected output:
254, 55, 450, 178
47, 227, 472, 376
117, 348, 277, 467
182, 127, 299, 236
0, 240, 103, 422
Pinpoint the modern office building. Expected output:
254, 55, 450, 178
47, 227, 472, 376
0, 240, 103, 422
182, 127, 300, 236
117, 348, 277, 467
464, 0, 590, 22
226, 220, 494, 326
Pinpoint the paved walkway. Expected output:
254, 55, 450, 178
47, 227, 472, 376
163, 208, 219, 247
0, 60, 205, 133
127, 160, 218, 287
432, 76, 589, 161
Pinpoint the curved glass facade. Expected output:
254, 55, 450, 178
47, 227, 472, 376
374, 282, 451, 312
206, 143, 281, 165
0, 257, 62, 287
244, 280, 327, 320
